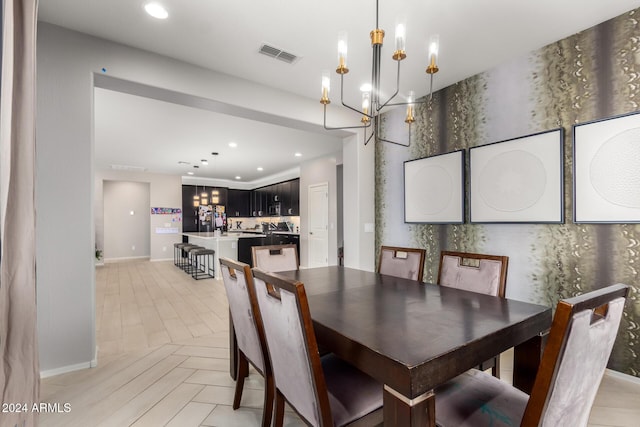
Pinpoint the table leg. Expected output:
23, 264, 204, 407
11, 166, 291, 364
383, 385, 435, 427
229, 311, 238, 380
513, 331, 548, 394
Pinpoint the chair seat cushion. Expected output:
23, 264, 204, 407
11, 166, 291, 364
322, 354, 383, 427
435, 369, 528, 427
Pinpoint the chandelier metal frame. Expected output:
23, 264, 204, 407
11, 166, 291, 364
320, 0, 439, 147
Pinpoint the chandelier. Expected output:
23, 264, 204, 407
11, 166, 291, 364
320, 0, 440, 147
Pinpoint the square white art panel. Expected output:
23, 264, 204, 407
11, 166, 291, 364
574, 112, 640, 223
404, 150, 464, 224
470, 129, 564, 223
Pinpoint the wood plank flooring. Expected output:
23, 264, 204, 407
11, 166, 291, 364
40, 260, 640, 426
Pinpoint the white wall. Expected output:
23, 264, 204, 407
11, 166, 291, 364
103, 181, 150, 260
95, 169, 182, 262
36, 22, 375, 373
342, 133, 376, 271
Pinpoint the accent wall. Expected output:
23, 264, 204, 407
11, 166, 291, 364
376, 9, 640, 376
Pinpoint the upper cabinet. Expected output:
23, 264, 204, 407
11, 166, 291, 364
277, 179, 299, 216
182, 185, 199, 232
261, 178, 299, 217
182, 178, 300, 219
228, 189, 251, 217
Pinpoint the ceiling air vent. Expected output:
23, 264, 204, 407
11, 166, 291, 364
111, 164, 147, 172
259, 43, 299, 64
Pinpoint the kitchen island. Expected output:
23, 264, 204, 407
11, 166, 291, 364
183, 232, 266, 279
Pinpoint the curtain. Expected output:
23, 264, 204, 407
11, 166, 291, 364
0, 0, 40, 426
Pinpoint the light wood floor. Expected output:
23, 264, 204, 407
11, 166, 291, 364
40, 260, 640, 427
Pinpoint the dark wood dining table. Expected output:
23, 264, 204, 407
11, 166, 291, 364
229, 266, 552, 427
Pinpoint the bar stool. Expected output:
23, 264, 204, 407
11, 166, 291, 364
175, 243, 195, 269
192, 249, 215, 280
182, 245, 203, 273
174, 243, 190, 267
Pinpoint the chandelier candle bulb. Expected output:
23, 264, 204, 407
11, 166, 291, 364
361, 92, 371, 123
426, 34, 440, 74
405, 91, 415, 124
337, 31, 349, 74
393, 22, 407, 60
320, 71, 331, 104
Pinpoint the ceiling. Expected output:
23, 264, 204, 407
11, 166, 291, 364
38, 0, 640, 185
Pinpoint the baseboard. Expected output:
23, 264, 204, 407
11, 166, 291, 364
104, 256, 150, 263
150, 257, 173, 262
40, 361, 93, 379
91, 345, 98, 368
605, 368, 640, 385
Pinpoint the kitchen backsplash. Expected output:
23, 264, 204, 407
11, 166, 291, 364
227, 216, 300, 233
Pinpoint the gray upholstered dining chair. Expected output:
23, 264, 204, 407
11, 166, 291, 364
251, 268, 384, 427
252, 244, 299, 272
437, 250, 509, 377
378, 245, 426, 282
437, 250, 509, 297
434, 283, 629, 427
219, 257, 273, 427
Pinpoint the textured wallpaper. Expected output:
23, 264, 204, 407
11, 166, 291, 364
376, 10, 640, 376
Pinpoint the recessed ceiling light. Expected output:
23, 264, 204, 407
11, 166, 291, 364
201, 159, 208, 165
187, 172, 194, 175
360, 83, 372, 92
228, 142, 237, 148
144, 3, 168, 19
235, 176, 241, 180
257, 167, 263, 171
294, 152, 302, 157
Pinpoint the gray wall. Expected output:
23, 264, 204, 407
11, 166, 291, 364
103, 181, 150, 260
37, 24, 96, 374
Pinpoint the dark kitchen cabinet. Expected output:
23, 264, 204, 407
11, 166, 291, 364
237, 236, 266, 266
252, 188, 266, 217
288, 179, 300, 216
209, 187, 228, 206
228, 189, 251, 217
270, 233, 300, 256
279, 181, 290, 212
198, 178, 300, 219
182, 185, 199, 232
273, 182, 284, 203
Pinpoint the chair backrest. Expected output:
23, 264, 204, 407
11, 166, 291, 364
378, 246, 426, 282
437, 251, 509, 297
219, 257, 268, 374
251, 268, 333, 427
252, 244, 299, 272
522, 283, 629, 427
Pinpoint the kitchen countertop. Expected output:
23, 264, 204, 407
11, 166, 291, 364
227, 230, 300, 236
183, 232, 267, 240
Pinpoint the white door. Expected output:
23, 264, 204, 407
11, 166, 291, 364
308, 183, 329, 267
